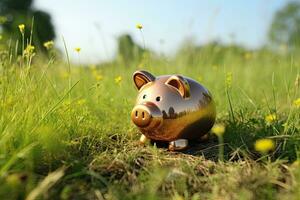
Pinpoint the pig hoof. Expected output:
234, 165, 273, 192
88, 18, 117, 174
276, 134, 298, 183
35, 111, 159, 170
168, 139, 188, 151
199, 133, 209, 141
139, 134, 149, 145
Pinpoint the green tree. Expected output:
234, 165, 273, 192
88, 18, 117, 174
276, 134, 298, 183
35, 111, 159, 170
0, 0, 55, 52
268, 1, 300, 50
117, 34, 145, 66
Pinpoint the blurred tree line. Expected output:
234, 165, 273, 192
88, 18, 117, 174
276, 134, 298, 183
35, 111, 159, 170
268, 1, 300, 51
117, 34, 146, 66
119, 0, 300, 66
0, 0, 55, 52
0, 0, 300, 61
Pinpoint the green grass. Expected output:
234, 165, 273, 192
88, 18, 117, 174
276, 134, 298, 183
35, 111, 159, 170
0, 45, 299, 199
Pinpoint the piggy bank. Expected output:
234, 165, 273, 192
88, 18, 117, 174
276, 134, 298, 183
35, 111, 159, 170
131, 70, 216, 151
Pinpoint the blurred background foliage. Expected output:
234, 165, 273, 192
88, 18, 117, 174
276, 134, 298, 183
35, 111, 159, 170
114, 1, 300, 66
0, 0, 300, 62
0, 0, 55, 52
268, 1, 300, 51
116, 34, 146, 66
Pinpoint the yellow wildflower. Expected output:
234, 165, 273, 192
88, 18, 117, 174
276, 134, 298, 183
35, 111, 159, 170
18, 24, 25, 34
225, 72, 232, 88
244, 52, 252, 60
74, 47, 81, 53
265, 114, 277, 124
255, 138, 275, 154
282, 122, 288, 128
95, 74, 103, 81
6, 174, 22, 187
115, 76, 122, 84
136, 23, 143, 30
77, 99, 86, 105
43, 40, 54, 50
0, 16, 7, 24
61, 71, 70, 79
91, 69, 103, 81
0, 35, 2, 40
197, 76, 203, 82
63, 99, 71, 106
293, 98, 300, 108
23, 44, 35, 57
1, 96, 13, 108
211, 124, 225, 137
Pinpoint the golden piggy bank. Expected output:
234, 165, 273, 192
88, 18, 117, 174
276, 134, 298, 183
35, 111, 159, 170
131, 70, 216, 151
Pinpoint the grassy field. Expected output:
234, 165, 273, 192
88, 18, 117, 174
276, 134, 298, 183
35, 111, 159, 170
0, 43, 299, 199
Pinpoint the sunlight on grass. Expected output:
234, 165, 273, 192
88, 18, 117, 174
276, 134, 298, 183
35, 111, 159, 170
0, 22, 299, 200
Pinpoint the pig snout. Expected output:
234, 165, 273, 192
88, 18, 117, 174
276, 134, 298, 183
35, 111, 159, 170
131, 102, 162, 130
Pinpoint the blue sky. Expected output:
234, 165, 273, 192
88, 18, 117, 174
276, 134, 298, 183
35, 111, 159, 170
34, 0, 287, 63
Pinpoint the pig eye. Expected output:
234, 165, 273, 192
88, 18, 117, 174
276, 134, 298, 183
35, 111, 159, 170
142, 94, 147, 99
156, 96, 161, 102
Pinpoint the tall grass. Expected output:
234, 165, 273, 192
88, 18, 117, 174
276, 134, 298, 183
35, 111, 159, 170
0, 38, 299, 199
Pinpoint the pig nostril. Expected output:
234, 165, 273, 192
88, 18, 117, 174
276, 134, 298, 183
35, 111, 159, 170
135, 110, 138, 117
142, 111, 145, 119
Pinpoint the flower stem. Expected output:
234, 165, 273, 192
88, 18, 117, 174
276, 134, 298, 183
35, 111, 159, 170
218, 136, 224, 162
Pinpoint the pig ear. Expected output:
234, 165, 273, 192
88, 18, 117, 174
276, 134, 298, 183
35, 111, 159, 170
133, 70, 156, 90
165, 75, 191, 98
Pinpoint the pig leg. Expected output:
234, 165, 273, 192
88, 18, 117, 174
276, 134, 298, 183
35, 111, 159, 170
139, 134, 149, 145
168, 139, 188, 151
